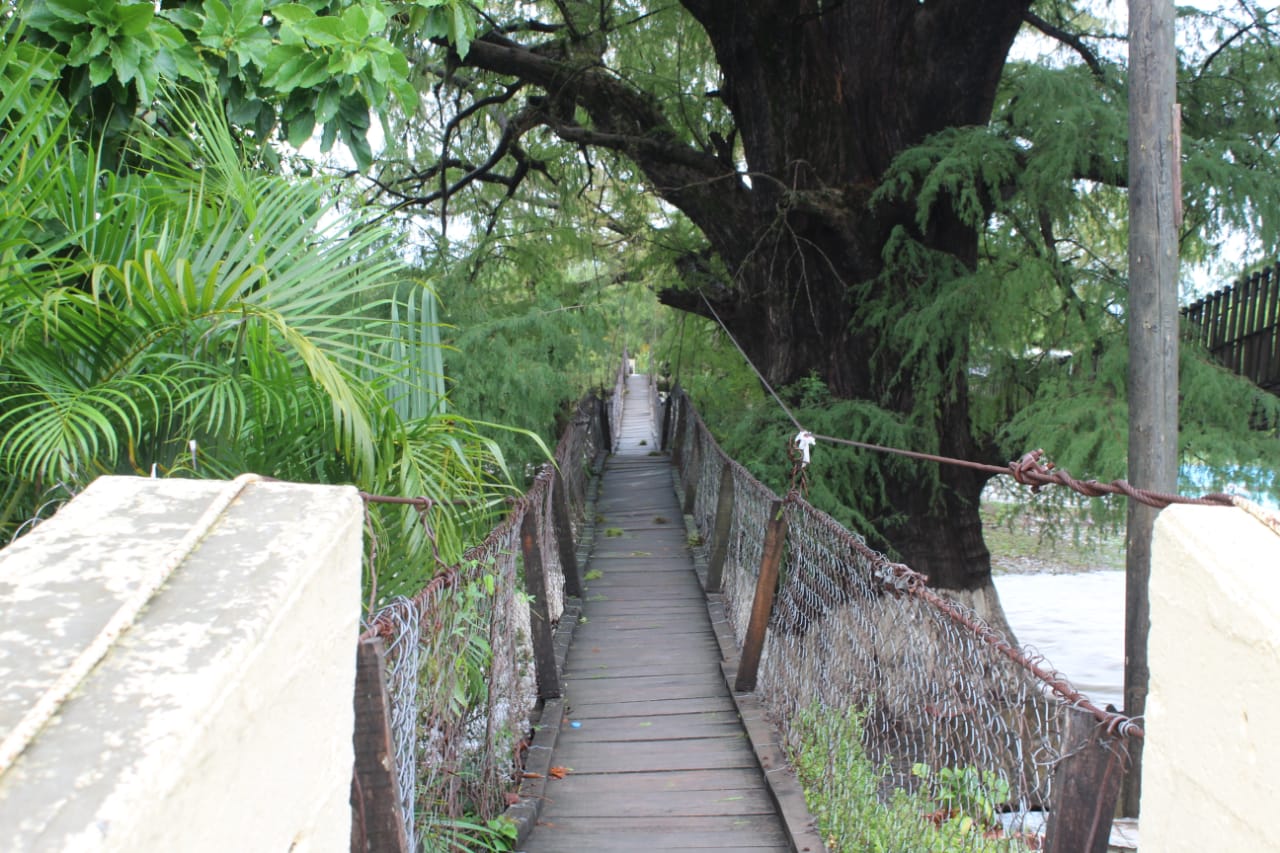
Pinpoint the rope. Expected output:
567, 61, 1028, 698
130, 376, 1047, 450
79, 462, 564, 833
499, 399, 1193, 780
0, 473, 262, 776
699, 293, 803, 432
692, 292, 1235, 511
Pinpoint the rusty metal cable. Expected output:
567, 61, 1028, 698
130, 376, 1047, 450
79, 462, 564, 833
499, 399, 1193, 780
692, 289, 1234, 510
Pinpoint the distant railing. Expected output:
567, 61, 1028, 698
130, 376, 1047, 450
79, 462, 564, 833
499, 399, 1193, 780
1184, 262, 1280, 392
665, 386, 1137, 852
352, 392, 607, 851
609, 349, 628, 451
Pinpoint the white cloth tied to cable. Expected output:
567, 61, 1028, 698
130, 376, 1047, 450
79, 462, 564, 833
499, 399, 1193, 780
793, 431, 816, 467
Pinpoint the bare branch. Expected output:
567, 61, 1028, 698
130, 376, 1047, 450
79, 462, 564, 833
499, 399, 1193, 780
1023, 10, 1106, 79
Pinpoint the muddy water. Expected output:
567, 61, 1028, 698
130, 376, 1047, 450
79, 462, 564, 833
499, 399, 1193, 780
993, 570, 1126, 710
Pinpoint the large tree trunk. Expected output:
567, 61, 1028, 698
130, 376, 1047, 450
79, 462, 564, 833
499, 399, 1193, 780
658, 1, 1029, 590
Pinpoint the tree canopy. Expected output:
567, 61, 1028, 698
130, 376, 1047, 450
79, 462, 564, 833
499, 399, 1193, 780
375, 0, 1280, 593
7, 0, 1280, 594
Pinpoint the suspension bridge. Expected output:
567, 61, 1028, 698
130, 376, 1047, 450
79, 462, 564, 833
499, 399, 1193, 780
8, 355, 1274, 852
517, 371, 803, 851
350, 358, 1162, 853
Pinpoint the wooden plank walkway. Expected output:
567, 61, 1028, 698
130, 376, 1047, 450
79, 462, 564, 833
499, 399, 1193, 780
519, 373, 791, 852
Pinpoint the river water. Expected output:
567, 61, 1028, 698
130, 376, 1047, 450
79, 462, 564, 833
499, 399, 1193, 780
993, 570, 1126, 710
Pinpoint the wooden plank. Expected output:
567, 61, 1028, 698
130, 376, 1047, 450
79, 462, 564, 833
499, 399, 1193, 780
552, 711, 745, 743
539, 785, 776, 818
1241, 271, 1260, 379
565, 651, 720, 671
1258, 267, 1277, 386
564, 695, 737, 719
565, 674, 732, 705
522, 817, 789, 852
1269, 265, 1280, 387
349, 637, 408, 853
1203, 288, 1218, 355
546, 739, 761, 773
545, 767, 771, 797
1229, 278, 1247, 371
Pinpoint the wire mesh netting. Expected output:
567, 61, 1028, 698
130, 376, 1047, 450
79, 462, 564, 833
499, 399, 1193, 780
668, 388, 1138, 851
360, 390, 608, 849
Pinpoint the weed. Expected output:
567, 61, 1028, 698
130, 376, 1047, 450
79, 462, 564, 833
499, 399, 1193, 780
687, 533, 703, 547
584, 569, 603, 581
654, 515, 669, 524
604, 527, 624, 537
639, 439, 648, 446
790, 703, 1030, 852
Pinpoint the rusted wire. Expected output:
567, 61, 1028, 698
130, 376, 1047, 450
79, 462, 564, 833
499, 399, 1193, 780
811, 433, 1235, 510
693, 288, 1235, 510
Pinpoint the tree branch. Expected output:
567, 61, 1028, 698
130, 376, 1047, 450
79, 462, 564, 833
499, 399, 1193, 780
446, 33, 750, 241
1023, 10, 1106, 79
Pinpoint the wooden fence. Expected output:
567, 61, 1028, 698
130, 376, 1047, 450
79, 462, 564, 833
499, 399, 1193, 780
1184, 262, 1280, 393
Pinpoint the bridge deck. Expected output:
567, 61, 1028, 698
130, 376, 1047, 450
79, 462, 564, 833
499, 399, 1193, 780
520, 374, 791, 852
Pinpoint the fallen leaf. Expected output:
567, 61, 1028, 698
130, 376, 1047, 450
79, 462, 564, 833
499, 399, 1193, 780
521, 772, 544, 779
548, 766, 571, 779
504, 792, 520, 806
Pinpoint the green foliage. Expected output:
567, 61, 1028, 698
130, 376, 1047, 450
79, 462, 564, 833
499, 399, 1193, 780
791, 703, 1031, 853
14, 0, 477, 168
421, 815, 517, 853
853, 3, 1280, 511
0, 64, 520, 567
413, 572, 521, 853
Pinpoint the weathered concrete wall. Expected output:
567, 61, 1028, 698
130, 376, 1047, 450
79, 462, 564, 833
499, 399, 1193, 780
1141, 503, 1280, 852
0, 476, 363, 852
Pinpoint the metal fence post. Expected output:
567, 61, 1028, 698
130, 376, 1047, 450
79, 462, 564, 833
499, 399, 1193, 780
735, 500, 788, 693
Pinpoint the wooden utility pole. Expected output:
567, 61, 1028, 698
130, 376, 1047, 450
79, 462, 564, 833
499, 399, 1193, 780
1123, 0, 1179, 818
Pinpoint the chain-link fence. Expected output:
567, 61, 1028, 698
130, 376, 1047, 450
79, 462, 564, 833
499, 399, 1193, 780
359, 391, 609, 849
667, 386, 1137, 851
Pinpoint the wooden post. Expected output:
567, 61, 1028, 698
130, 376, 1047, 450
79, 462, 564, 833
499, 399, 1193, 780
670, 386, 686, 468
706, 465, 736, 593
551, 469, 582, 599
1124, 0, 1177, 817
521, 506, 562, 700
1043, 707, 1129, 853
682, 434, 701, 515
350, 637, 409, 853
735, 500, 788, 693
597, 393, 613, 455
660, 384, 676, 451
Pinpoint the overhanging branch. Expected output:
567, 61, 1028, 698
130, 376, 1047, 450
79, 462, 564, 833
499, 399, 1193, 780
1024, 11, 1106, 79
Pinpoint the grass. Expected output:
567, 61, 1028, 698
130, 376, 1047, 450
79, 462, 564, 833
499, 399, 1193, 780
982, 501, 1124, 575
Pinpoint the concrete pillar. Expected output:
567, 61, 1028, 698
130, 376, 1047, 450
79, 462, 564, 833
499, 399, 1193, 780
0, 475, 363, 852
1140, 503, 1280, 851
